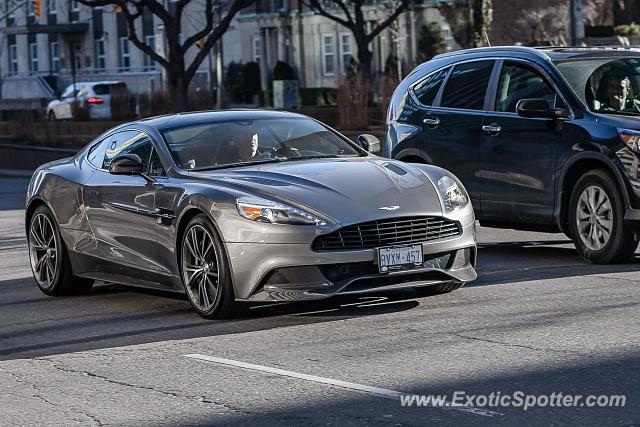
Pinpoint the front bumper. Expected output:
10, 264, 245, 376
226, 222, 477, 301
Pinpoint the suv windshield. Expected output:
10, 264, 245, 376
555, 57, 640, 115
160, 117, 363, 171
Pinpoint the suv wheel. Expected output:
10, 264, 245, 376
569, 170, 637, 264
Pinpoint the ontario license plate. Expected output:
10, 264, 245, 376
378, 245, 423, 273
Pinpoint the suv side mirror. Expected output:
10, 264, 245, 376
357, 134, 381, 154
109, 154, 144, 175
516, 98, 570, 120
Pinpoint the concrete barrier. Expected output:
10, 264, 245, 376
0, 143, 79, 172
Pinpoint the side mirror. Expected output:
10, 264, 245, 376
357, 134, 381, 154
109, 154, 144, 176
516, 98, 570, 120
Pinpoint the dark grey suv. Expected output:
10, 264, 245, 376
385, 46, 640, 264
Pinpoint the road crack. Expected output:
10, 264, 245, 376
449, 332, 595, 358
32, 358, 255, 416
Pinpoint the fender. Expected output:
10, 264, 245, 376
394, 148, 434, 164
555, 150, 630, 231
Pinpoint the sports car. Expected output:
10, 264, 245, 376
26, 110, 477, 318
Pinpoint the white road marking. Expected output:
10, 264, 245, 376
183, 353, 502, 418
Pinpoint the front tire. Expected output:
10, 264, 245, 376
48, 111, 56, 121
180, 215, 248, 319
28, 205, 94, 295
569, 170, 637, 264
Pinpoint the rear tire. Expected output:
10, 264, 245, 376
568, 170, 637, 264
48, 111, 56, 121
28, 205, 94, 296
179, 214, 248, 319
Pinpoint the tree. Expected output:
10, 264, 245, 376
417, 22, 447, 63
471, 0, 493, 47
77, 0, 254, 111
300, 0, 411, 79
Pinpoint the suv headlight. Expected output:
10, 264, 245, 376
237, 196, 327, 226
437, 175, 469, 212
618, 128, 640, 152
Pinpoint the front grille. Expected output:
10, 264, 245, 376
313, 216, 461, 251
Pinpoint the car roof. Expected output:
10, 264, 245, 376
137, 109, 310, 131
433, 45, 640, 62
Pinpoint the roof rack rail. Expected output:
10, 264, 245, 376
535, 45, 640, 52
433, 46, 550, 60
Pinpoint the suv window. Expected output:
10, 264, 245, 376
61, 84, 80, 99
441, 60, 494, 110
413, 68, 449, 106
496, 62, 558, 112
93, 83, 127, 95
102, 130, 152, 171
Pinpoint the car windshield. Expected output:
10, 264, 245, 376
160, 117, 363, 171
554, 56, 640, 115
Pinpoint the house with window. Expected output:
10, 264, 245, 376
0, 0, 456, 112
223, 0, 457, 90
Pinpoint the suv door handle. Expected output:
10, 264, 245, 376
482, 124, 501, 135
423, 117, 440, 127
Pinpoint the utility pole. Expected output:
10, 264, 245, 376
569, 0, 585, 46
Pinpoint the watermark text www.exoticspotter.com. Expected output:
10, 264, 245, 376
400, 391, 627, 411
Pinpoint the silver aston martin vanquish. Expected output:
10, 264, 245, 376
26, 110, 477, 318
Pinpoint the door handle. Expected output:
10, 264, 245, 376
482, 124, 501, 135
423, 117, 440, 127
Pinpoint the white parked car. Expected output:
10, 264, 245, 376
46, 81, 129, 121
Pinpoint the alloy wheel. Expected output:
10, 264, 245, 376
181, 224, 220, 312
576, 185, 613, 251
29, 213, 58, 288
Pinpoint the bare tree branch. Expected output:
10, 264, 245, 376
367, 0, 410, 41
76, 0, 171, 69
300, 0, 353, 28
182, 0, 215, 53
185, 0, 254, 82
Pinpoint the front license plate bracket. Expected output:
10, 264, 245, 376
377, 244, 423, 273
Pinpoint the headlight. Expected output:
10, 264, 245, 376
237, 196, 327, 226
437, 175, 469, 212
618, 128, 640, 152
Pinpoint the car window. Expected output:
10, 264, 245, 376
496, 62, 558, 112
148, 148, 165, 176
413, 67, 449, 106
161, 117, 361, 171
94, 83, 127, 95
61, 85, 79, 99
555, 57, 640, 115
441, 60, 494, 110
86, 137, 110, 168
102, 130, 152, 171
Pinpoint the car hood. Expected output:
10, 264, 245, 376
190, 157, 444, 225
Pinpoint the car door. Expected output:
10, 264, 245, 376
479, 60, 569, 223
412, 60, 496, 211
82, 129, 162, 275
56, 84, 77, 119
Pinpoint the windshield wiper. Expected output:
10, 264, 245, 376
189, 158, 284, 171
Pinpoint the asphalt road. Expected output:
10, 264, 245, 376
0, 176, 638, 426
